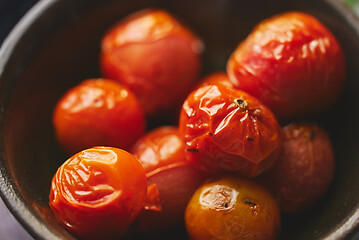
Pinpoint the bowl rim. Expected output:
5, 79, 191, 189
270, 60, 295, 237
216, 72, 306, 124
0, 1, 65, 239
0, 0, 358, 239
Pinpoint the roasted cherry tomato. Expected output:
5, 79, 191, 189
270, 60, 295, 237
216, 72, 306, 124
53, 79, 145, 155
185, 176, 281, 240
227, 12, 346, 122
179, 84, 282, 177
131, 126, 207, 233
49, 147, 147, 239
100, 9, 203, 115
197, 72, 234, 89
258, 123, 335, 213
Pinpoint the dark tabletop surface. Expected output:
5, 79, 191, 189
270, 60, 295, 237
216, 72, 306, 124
0, 1, 359, 240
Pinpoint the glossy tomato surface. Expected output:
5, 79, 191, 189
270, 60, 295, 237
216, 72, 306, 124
179, 84, 282, 177
227, 12, 346, 122
198, 72, 234, 89
259, 123, 335, 213
100, 9, 203, 115
49, 147, 147, 239
131, 126, 207, 233
132, 126, 187, 173
53, 79, 145, 155
185, 176, 281, 240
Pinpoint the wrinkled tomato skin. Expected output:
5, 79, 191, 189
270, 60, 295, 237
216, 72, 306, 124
179, 84, 282, 177
227, 12, 346, 122
49, 147, 147, 239
185, 176, 281, 240
53, 79, 145, 155
100, 9, 203, 115
258, 123, 335, 213
131, 126, 208, 233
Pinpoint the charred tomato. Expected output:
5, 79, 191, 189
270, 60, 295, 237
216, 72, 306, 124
100, 9, 203, 115
179, 84, 282, 177
227, 12, 346, 122
53, 79, 145, 155
185, 176, 281, 240
49, 147, 147, 239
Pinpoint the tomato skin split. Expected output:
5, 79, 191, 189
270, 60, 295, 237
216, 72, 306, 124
185, 176, 281, 240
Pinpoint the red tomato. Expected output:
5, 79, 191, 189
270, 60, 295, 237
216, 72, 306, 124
198, 72, 234, 89
227, 12, 346, 122
49, 147, 147, 239
133, 126, 187, 173
53, 79, 145, 155
185, 176, 281, 240
131, 126, 207, 233
100, 9, 203, 115
258, 123, 335, 213
179, 84, 282, 177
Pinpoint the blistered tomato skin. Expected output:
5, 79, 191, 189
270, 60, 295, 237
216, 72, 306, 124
227, 12, 346, 122
101, 9, 203, 115
131, 126, 207, 232
53, 79, 145, 155
49, 147, 147, 239
185, 177, 281, 240
179, 84, 282, 177
259, 123, 335, 213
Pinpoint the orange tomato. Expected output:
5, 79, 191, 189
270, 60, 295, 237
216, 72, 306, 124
53, 79, 145, 155
49, 147, 147, 239
185, 176, 281, 240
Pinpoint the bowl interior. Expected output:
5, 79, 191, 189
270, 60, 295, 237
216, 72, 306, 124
1, 0, 359, 239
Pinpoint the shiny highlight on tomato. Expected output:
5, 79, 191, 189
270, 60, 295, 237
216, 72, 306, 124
49, 147, 147, 239
185, 176, 281, 240
53, 79, 145, 155
179, 84, 282, 177
100, 9, 203, 115
227, 12, 346, 121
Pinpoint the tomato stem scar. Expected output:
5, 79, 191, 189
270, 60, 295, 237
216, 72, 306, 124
244, 199, 257, 206
235, 99, 248, 110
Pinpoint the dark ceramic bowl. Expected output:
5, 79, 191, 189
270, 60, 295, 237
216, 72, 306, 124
0, 0, 359, 239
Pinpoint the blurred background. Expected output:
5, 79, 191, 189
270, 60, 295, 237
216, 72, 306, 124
345, 0, 359, 14
0, 0, 358, 239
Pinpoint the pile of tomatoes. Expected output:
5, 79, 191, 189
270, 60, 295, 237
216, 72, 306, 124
49, 8, 345, 240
